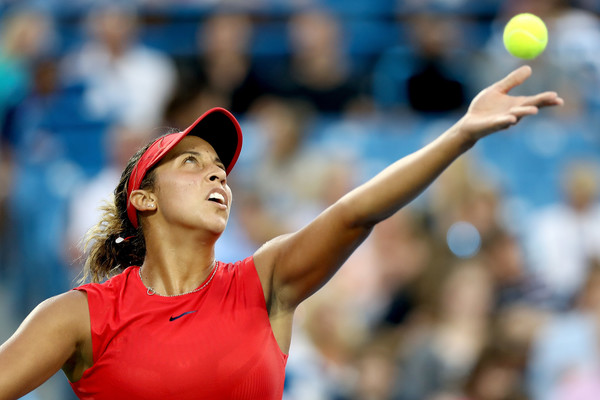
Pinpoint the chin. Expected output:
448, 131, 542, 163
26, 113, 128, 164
204, 218, 229, 236
178, 213, 228, 235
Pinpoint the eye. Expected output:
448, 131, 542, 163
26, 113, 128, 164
183, 155, 198, 164
214, 158, 226, 172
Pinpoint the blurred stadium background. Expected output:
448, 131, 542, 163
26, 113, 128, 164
1, 0, 600, 399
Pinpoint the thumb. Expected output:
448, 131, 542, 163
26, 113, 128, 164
478, 115, 518, 134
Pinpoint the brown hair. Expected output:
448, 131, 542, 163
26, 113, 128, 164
79, 137, 161, 283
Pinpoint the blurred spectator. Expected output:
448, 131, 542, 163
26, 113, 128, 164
461, 345, 528, 400
282, 124, 376, 400
460, 304, 549, 400
374, 210, 433, 330
397, 0, 501, 13
2, 40, 110, 317
169, 12, 270, 118
372, 12, 470, 113
548, 2, 600, 112
0, 8, 53, 137
0, 9, 77, 321
244, 96, 331, 228
284, 10, 365, 113
525, 159, 600, 309
0, 9, 53, 245
4, 54, 84, 161
403, 13, 468, 113
426, 155, 505, 255
449, 184, 501, 245
62, 3, 176, 128
284, 214, 397, 400
528, 260, 600, 400
285, 282, 367, 400
5, 136, 81, 320
426, 157, 475, 229
480, 229, 551, 310
1, 54, 60, 278
350, 341, 398, 400
394, 260, 494, 400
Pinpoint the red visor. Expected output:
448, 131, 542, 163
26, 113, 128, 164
126, 107, 242, 228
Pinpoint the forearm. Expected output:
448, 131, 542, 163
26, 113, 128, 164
340, 66, 563, 229
341, 121, 474, 227
259, 123, 472, 307
259, 66, 562, 310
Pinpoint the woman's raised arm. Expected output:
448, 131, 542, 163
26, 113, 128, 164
0, 290, 90, 400
254, 66, 563, 317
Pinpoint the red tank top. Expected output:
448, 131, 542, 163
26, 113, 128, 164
70, 257, 287, 400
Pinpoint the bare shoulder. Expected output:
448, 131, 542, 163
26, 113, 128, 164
31, 290, 89, 328
253, 234, 295, 277
13, 290, 91, 349
252, 234, 291, 306
253, 234, 290, 270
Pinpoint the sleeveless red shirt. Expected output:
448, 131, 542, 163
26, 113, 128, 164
70, 257, 287, 400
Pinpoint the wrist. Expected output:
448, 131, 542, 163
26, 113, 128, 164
449, 117, 479, 152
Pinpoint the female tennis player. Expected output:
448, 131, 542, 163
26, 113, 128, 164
0, 66, 562, 400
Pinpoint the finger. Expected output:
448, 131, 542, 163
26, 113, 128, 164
522, 91, 564, 108
492, 114, 518, 131
510, 105, 539, 118
494, 65, 532, 93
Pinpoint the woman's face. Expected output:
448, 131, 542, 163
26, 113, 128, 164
149, 136, 232, 235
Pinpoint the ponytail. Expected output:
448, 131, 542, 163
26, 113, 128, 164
80, 140, 158, 283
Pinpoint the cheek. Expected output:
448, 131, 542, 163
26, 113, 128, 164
157, 178, 200, 209
227, 187, 233, 206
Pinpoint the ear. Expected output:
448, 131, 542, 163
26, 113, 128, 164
129, 189, 157, 213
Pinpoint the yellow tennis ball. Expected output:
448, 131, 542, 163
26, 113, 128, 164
503, 13, 548, 59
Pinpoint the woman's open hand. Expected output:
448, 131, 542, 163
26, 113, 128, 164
458, 66, 564, 143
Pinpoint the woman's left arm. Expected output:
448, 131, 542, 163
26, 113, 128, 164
254, 65, 563, 312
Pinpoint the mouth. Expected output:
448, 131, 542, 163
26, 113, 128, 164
207, 189, 228, 208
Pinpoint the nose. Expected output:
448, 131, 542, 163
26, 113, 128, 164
208, 166, 227, 185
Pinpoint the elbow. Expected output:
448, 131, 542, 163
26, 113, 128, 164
334, 196, 380, 231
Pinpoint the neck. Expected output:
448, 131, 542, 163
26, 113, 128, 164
140, 227, 219, 296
